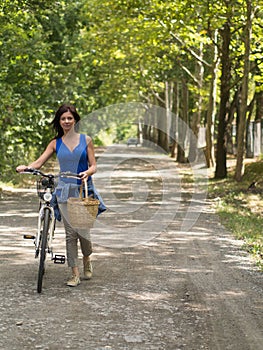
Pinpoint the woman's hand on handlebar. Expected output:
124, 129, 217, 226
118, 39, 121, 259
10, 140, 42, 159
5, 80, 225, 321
79, 171, 89, 181
79, 164, 97, 181
16, 165, 29, 173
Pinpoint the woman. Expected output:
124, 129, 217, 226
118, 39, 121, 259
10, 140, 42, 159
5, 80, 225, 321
16, 104, 106, 287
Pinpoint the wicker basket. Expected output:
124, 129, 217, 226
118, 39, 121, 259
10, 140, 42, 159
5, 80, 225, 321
67, 180, 100, 229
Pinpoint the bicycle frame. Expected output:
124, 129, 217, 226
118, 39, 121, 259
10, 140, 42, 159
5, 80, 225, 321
19, 168, 80, 293
35, 201, 55, 259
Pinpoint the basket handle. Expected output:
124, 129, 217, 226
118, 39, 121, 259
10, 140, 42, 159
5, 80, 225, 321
80, 179, 88, 199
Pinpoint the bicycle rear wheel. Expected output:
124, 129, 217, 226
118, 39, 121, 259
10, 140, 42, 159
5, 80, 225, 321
37, 208, 50, 293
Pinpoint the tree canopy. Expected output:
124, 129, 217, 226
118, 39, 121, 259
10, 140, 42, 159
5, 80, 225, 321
0, 0, 262, 181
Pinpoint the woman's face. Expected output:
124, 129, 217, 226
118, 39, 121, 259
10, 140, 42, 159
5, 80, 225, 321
59, 111, 75, 133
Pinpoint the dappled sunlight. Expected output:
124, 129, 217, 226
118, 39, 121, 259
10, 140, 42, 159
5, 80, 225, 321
0, 5, 261, 346
184, 302, 211, 312
0, 212, 38, 218
1, 251, 37, 265
1, 246, 32, 252
93, 250, 117, 258
206, 290, 246, 300
174, 267, 214, 274
1, 146, 259, 293
125, 291, 174, 302
173, 230, 211, 236
222, 254, 255, 270
219, 290, 246, 297
0, 226, 37, 236
0, 219, 67, 266
91, 145, 208, 248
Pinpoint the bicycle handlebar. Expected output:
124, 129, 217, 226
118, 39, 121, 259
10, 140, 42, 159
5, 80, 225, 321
17, 168, 81, 179
60, 171, 81, 179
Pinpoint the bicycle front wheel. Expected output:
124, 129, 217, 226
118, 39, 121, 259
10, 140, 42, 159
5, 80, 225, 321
37, 207, 50, 293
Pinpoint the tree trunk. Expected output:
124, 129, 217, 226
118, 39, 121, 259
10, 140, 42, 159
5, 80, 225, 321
215, 21, 231, 179
142, 106, 150, 142
189, 42, 204, 162
226, 88, 240, 155
205, 30, 219, 168
255, 80, 263, 122
166, 81, 173, 152
171, 82, 179, 158
177, 79, 188, 163
235, 0, 252, 181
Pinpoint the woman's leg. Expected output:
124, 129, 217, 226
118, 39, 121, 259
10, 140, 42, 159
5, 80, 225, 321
78, 230, 92, 256
60, 204, 81, 286
64, 219, 79, 270
78, 228, 93, 279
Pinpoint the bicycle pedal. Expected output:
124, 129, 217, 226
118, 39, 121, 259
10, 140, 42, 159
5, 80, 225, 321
53, 254, 66, 264
23, 234, 36, 239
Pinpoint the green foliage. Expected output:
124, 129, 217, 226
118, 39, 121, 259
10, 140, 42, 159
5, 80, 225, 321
242, 160, 263, 182
0, 0, 94, 180
0, 0, 262, 272
92, 136, 104, 146
113, 123, 138, 143
0, 0, 262, 182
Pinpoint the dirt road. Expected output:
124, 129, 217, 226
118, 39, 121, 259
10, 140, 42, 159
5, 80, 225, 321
0, 145, 262, 350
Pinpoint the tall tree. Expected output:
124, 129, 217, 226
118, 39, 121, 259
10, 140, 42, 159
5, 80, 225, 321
235, 0, 254, 181
215, 20, 231, 179
205, 30, 219, 167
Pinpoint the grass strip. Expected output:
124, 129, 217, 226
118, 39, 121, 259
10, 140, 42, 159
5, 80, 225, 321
208, 159, 263, 270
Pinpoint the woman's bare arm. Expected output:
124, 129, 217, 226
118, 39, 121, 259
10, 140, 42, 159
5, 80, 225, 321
78, 136, 97, 180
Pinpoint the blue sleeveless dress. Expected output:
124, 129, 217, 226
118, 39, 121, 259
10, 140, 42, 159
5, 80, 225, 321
52, 134, 106, 221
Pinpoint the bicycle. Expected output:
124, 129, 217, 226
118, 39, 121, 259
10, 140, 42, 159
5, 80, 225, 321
18, 168, 80, 293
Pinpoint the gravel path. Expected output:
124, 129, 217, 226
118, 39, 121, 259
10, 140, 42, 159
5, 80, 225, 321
0, 145, 262, 350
